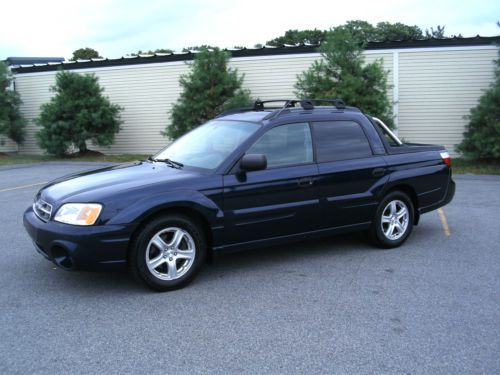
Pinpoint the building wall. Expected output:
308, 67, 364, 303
397, 47, 497, 152
13, 46, 497, 155
0, 137, 17, 153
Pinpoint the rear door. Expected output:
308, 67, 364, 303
222, 122, 320, 245
313, 120, 388, 228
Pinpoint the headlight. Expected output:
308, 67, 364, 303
54, 203, 103, 226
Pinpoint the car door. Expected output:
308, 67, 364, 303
222, 122, 320, 246
313, 120, 389, 228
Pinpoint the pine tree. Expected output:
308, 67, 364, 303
458, 51, 500, 160
295, 27, 394, 127
165, 48, 252, 139
36, 71, 122, 156
0, 61, 26, 145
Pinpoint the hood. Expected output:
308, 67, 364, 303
40, 161, 201, 204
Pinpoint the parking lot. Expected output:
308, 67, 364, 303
0, 162, 499, 375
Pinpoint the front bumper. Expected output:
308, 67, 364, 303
23, 207, 133, 271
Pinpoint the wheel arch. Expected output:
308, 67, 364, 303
127, 205, 214, 262
382, 184, 420, 225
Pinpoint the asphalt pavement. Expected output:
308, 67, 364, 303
0, 162, 499, 375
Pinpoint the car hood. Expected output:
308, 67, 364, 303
40, 161, 202, 204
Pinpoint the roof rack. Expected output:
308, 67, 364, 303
216, 98, 346, 118
303, 99, 346, 109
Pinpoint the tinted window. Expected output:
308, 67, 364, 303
247, 123, 313, 168
313, 121, 372, 162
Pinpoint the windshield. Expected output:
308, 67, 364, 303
154, 120, 260, 170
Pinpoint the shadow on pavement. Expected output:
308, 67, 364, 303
31, 232, 375, 294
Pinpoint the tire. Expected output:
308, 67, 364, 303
130, 214, 207, 291
369, 191, 414, 249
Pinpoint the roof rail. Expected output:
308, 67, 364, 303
216, 99, 300, 118
303, 99, 346, 109
253, 99, 299, 110
254, 99, 346, 110
216, 98, 346, 118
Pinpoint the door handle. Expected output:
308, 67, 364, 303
372, 168, 386, 177
298, 177, 314, 187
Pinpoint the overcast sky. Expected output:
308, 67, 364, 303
1, 0, 498, 60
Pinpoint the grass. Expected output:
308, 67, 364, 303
1, 153, 499, 175
0, 153, 149, 165
452, 158, 500, 175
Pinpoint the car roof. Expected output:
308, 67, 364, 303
218, 111, 272, 122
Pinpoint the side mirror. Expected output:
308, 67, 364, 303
240, 154, 267, 172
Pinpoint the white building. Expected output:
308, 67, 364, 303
3, 36, 499, 156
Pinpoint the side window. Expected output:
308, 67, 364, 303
247, 123, 313, 168
313, 121, 373, 162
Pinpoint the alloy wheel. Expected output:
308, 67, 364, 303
145, 227, 196, 280
381, 200, 409, 241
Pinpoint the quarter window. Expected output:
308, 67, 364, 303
313, 121, 373, 162
247, 123, 313, 168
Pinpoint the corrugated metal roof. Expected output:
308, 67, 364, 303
12, 36, 499, 74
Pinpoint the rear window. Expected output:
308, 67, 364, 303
313, 121, 373, 162
373, 121, 400, 147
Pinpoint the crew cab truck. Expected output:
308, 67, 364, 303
23, 99, 455, 291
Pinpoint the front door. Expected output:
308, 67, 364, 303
223, 122, 320, 246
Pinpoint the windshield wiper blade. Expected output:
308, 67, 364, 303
151, 157, 184, 169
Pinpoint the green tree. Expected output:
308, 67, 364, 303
295, 27, 394, 127
458, 51, 500, 160
36, 71, 122, 156
425, 25, 446, 38
266, 21, 426, 46
70, 47, 102, 61
165, 47, 252, 139
374, 22, 423, 40
337, 20, 378, 42
0, 61, 26, 144
266, 29, 327, 46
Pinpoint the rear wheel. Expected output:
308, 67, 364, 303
130, 214, 206, 291
369, 191, 414, 248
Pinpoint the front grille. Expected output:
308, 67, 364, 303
33, 198, 52, 221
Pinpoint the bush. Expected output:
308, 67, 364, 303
0, 61, 26, 144
458, 51, 500, 160
295, 27, 394, 128
36, 71, 122, 156
165, 47, 252, 139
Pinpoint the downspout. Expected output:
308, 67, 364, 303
392, 51, 399, 136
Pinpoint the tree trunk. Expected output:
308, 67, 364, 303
78, 141, 87, 154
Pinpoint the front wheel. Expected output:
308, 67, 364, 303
369, 191, 414, 248
130, 214, 207, 291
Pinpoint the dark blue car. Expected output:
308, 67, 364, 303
23, 99, 455, 291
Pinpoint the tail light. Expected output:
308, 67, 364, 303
440, 151, 452, 167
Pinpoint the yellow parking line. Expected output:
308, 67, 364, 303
0, 182, 47, 193
437, 208, 451, 237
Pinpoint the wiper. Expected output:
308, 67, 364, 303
147, 156, 183, 169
